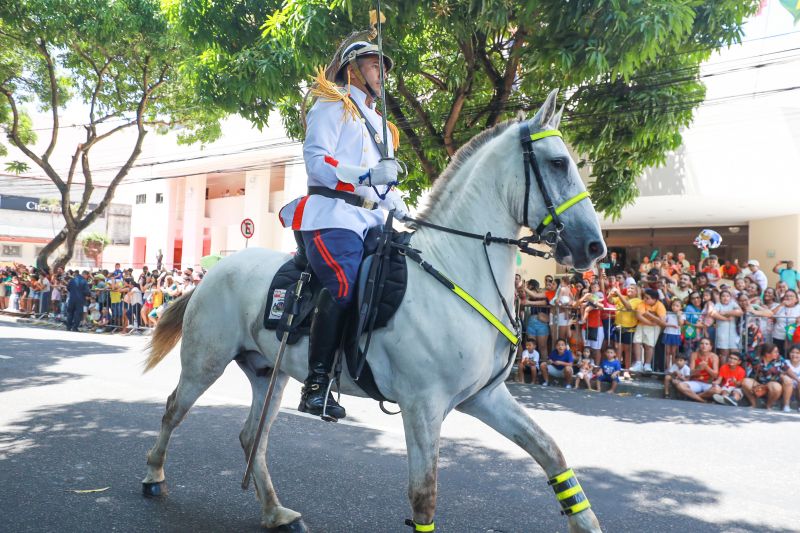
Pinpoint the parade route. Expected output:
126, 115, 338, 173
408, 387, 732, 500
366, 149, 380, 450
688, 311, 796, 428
1, 317, 799, 533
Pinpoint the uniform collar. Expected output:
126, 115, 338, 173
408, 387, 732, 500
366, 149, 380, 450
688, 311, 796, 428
349, 85, 375, 110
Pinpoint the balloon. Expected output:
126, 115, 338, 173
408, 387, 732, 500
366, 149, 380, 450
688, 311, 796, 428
650, 249, 660, 261
694, 229, 722, 250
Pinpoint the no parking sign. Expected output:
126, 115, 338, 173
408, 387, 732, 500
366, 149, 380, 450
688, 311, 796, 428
241, 218, 254, 247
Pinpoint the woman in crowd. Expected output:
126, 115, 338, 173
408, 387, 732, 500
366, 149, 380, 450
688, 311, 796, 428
769, 289, 800, 354
683, 291, 704, 352
741, 343, 792, 410
710, 290, 743, 362
699, 289, 717, 345
783, 345, 800, 412
552, 276, 574, 343
524, 280, 551, 357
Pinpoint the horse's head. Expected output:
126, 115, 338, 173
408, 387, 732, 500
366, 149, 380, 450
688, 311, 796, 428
509, 89, 606, 271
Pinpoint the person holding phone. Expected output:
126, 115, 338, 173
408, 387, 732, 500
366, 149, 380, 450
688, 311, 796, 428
773, 260, 799, 291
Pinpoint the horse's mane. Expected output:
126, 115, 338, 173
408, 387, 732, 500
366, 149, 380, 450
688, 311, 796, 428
417, 116, 521, 220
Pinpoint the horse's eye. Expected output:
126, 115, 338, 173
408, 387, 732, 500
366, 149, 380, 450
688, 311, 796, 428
550, 158, 566, 169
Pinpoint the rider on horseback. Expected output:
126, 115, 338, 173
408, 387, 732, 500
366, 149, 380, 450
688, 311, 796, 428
279, 39, 408, 420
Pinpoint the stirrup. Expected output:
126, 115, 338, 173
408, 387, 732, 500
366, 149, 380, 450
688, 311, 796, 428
320, 377, 340, 423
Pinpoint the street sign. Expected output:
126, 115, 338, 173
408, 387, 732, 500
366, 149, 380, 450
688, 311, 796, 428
241, 218, 254, 239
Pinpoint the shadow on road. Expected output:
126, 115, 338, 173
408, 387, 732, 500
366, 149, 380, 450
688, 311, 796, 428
0, 397, 787, 533
0, 324, 128, 392
510, 384, 800, 428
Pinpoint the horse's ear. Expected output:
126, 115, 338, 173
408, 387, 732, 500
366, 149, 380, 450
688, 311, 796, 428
531, 89, 559, 130
552, 104, 564, 129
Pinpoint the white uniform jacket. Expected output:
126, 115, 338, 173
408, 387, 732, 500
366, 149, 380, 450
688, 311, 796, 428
279, 86, 401, 238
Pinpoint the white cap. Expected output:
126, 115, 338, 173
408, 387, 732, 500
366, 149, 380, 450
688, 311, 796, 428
747, 259, 759, 267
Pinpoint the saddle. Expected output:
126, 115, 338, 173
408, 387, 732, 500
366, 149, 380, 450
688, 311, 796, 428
263, 225, 413, 402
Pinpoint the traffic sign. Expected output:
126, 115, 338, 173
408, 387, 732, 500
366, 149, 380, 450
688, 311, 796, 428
241, 218, 255, 239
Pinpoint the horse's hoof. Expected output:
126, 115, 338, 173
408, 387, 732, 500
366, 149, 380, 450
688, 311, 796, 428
266, 518, 309, 533
142, 481, 167, 497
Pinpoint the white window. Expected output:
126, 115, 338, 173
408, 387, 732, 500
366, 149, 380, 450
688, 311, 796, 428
2, 245, 22, 257
136, 194, 147, 204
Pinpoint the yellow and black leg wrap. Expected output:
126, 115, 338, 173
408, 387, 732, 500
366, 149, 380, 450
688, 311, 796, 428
548, 468, 591, 516
404, 518, 435, 532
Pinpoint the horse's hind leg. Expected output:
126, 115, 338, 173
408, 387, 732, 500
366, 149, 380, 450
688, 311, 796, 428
457, 384, 601, 533
237, 361, 304, 531
142, 351, 229, 491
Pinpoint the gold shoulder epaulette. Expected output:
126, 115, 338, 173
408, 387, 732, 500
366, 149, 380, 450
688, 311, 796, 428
309, 66, 401, 151
310, 67, 359, 123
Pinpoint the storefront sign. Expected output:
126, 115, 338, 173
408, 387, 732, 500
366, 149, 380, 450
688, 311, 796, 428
0, 194, 96, 214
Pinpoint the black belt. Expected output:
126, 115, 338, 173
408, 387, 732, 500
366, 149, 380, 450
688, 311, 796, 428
307, 186, 376, 209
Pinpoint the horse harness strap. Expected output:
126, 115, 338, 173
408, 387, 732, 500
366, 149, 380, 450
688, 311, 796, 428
397, 244, 518, 345
404, 519, 435, 532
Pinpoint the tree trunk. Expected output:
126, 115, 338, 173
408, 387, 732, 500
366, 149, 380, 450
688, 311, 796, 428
52, 231, 79, 272
35, 228, 69, 272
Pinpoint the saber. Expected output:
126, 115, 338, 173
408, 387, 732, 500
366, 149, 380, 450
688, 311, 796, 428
374, 0, 390, 160
241, 272, 310, 490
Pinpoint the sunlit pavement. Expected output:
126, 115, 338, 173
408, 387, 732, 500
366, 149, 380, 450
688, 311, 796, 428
1, 317, 798, 533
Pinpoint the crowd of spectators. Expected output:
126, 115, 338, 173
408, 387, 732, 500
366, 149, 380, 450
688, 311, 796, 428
1, 261, 202, 334
513, 252, 800, 412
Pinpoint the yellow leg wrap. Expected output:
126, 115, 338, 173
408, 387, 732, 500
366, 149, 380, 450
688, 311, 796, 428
548, 468, 591, 516
405, 519, 435, 532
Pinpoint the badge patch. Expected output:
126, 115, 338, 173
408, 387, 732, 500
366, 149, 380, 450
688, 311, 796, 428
269, 289, 287, 320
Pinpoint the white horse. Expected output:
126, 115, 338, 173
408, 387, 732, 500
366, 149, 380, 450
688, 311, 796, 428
142, 89, 606, 532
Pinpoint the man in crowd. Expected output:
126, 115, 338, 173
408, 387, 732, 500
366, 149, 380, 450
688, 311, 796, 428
746, 259, 768, 293
668, 273, 693, 302
677, 252, 691, 272
632, 289, 667, 372
66, 271, 91, 332
773, 260, 799, 291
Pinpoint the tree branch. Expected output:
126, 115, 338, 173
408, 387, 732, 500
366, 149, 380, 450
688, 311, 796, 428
442, 38, 477, 157
385, 91, 437, 182
484, 27, 528, 127
36, 39, 60, 160
396, 76, 441, 147
418, 70, 447, 91
0, 87, 67, 193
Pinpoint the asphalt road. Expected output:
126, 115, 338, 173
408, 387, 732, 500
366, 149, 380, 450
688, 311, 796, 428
1, 317, 799, 533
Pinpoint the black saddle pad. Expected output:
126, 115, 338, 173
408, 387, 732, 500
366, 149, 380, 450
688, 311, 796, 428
263, 229, 412, 401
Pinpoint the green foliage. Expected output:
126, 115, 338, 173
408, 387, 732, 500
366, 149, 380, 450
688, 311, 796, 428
4, 160, 30, 174
81, 232, 111, 246
0, 0, 225, 152
168, 0, 758, 217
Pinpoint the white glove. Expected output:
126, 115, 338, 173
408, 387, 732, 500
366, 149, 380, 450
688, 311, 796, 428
368, 159, 399, 186
384, 190, 409, 220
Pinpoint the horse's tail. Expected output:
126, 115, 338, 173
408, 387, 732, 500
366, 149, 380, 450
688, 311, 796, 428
143, 290, 194, 373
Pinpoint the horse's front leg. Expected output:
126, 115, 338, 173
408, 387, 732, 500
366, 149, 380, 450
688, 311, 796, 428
400, 399, 445, 532
457, 383, 601, 533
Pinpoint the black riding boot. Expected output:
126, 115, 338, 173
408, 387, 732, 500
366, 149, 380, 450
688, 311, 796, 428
299, 288, 347, 420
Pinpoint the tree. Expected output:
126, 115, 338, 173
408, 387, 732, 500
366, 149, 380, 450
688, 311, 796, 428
0, 0, 222, 271
168, 0, 758, 216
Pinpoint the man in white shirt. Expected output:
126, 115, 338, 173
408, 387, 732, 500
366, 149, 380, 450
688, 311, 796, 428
279, 40, 408, 420
745, 259, 768, 293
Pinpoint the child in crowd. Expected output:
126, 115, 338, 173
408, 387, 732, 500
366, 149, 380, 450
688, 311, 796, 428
539, 338, 574, 388
783, 345, 800, 412
94, 308, 110, 333
662, 298, 685, 370
516, 339, 540, 384
712, 351, 746, 406
573, 351, 596, 390
594, 348, 622, 393
663, 352, 691, 399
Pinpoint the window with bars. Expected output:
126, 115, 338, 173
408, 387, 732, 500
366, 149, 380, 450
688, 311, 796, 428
136, 194, 146, 204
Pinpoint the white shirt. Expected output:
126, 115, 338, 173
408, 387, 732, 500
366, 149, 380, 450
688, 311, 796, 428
521, 349, 540, 364
280, 86, 401, 236
668, 363, 691, 378
749, 269, 768, 292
